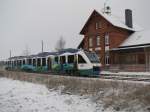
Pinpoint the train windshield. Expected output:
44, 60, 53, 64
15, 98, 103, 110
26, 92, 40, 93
85, 52, 100, 63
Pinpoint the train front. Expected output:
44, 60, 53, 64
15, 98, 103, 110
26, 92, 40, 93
84, 51, 101, 76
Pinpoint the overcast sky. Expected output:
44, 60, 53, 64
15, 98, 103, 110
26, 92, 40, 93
0, 0, 150, 60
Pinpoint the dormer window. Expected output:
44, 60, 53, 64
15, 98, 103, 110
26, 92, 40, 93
96, 21, 101, 29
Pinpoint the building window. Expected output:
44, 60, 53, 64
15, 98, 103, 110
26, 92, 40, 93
105, 33, 109, 45
96, 21, 101, 29
89, 38, 93, 47
96, 36, 100, 46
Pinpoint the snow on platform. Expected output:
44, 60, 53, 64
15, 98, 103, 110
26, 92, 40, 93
0, 78, 101, 112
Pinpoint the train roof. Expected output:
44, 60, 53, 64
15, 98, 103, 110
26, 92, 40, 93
8, 56, 27, 60
7, 49, 81, 60
58, 48, 79, 55
36, 52, 58, 58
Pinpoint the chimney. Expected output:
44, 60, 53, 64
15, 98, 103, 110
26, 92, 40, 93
125, 9, 133, 28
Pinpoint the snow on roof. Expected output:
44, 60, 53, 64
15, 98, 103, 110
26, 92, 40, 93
59, 48, 79, 54
120, 30, 150, 47
80, 10, 142, 34
97, 10, 142, 31
111, 45, 150, 51
60, 52, 75, 56
36, 52, 57, 58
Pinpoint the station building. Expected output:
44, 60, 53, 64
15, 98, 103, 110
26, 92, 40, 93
78, 7, 150, 72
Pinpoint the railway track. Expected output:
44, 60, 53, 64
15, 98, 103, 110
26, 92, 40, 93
1, 69, 150, 83
44, 71, 150, 82
100, 75, 150, 82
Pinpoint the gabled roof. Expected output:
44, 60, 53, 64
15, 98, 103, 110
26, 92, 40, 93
80, 10, 141, 34
120, 30, 150, 47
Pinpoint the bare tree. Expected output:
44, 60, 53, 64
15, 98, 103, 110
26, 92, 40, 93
22, 45, 30, 56
55, 36, 66, 51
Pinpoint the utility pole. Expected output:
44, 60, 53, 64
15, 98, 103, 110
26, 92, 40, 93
41, 40, 44, 53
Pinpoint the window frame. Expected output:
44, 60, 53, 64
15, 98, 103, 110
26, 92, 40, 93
96, 36, 100, 46
89, 37, 93, 47
95, 21, 101, 29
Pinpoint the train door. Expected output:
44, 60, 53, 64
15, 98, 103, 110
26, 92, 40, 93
73, 55, 78, 71
33, 59, 36, 66
47, 57, 52, 71
60, 56, 66, 71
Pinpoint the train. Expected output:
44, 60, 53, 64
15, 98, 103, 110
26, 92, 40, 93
4, 49, 101, 77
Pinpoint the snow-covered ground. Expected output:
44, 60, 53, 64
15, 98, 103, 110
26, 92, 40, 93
0, 77, 149, 112
0, 78, 104, 112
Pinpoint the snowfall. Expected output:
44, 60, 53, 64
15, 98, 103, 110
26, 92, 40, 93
0, 78, 107, 112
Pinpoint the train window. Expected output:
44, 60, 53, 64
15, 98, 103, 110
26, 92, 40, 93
55, 57, 59, 64
14, 61, 17, 66
29, 59, 32, 65
85, 52, 100, 63
19, 60, 22, 66
78, 55, 86, 63
42, 58, 46, 66
37, 58, 41, 66
23, 60, 25, 65
60, 56, 66, 64
68, 55, 74, 64
33, 59, 36, 66
17, 60, 19, 66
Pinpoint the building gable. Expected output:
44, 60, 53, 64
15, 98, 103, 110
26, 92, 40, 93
80, 10, 141, 35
